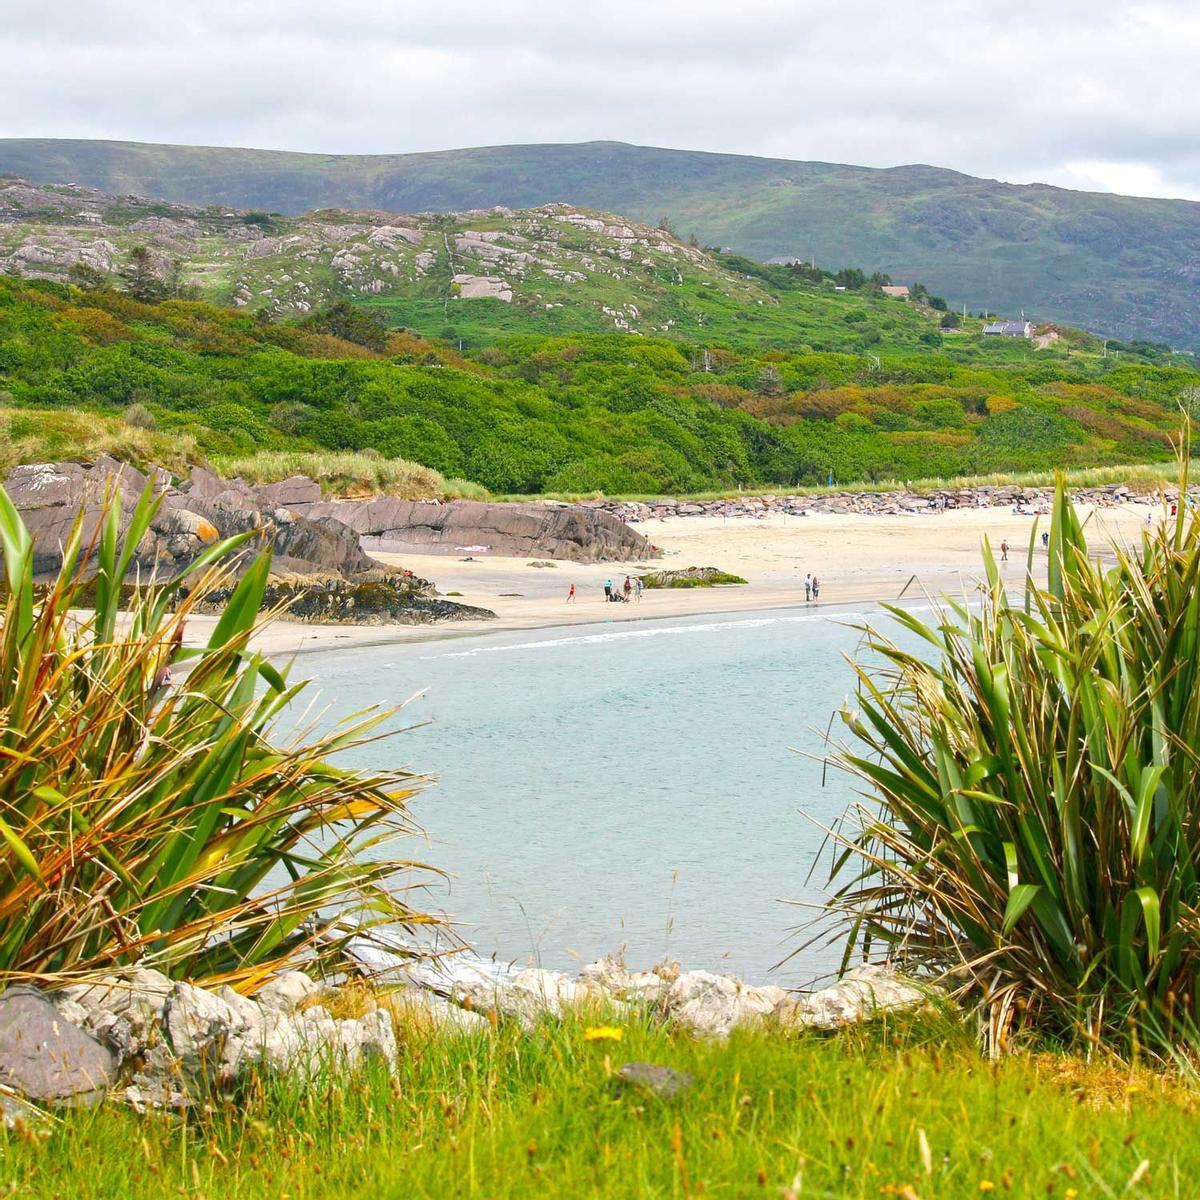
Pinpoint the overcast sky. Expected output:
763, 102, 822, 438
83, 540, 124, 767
2, 0, 1196, 200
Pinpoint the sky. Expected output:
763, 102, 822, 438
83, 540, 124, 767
2, 0, 1197, 201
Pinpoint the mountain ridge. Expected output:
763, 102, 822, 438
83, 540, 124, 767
2, 137, 1199, 347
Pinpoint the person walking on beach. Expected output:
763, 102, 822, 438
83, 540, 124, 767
566, 583, 576, 603
1000, 539, 1009, 562
634, 576, 643, 602
604, 578, 613, 601
623, 575, 632, 600
803, 572, 812, 602
811, 576, 820, 601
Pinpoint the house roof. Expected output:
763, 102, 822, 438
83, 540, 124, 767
881, 285, 910, 297
983, 321, 1030, 335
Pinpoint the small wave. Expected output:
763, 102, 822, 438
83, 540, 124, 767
422, 603, 935, 659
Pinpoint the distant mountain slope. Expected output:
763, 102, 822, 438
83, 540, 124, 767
3, 138, 1200, 347
0, 177, 959, 352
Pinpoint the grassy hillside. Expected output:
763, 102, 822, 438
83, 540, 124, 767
0, 177, 968, 353
1, 273, 1195, 495
3, 138, 1199, 347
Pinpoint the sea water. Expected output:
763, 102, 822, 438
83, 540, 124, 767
296, 603, 924, 987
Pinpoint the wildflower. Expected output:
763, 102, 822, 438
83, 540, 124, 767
584, 1026, 624, 1042
980, 1183, 995, 1193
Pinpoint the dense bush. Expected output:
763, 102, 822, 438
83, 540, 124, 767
827, 464, 1200, 1054
0, 276, 1195, 494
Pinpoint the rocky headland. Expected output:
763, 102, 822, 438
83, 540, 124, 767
1, 459, 656, 625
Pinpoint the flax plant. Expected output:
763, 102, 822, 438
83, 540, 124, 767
0, 483, 438, 989
826, 451, 1200, 1053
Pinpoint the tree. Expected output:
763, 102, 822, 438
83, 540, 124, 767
301, 301, 389, 352
68, 262, 110, 292
119, 246, 169, 303
940, 311, 962, 329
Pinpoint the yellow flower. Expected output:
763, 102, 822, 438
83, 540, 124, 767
584, 1026, 624, 1042
979, 1184, 995, 1194
1065, 1190, 1078, 1199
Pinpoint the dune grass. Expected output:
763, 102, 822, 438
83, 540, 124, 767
0, 407, 203, 475
4, 1010, 1193, 1198
213, 449, 488, 501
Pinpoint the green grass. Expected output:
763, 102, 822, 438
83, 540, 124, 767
214, 449, 488, 500
4, 1012, 1194, 1198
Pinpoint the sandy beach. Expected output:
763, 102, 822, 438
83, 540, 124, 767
182, 500, 1160, 658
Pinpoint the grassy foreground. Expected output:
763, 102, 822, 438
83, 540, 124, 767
4, 1012, 1194, 1199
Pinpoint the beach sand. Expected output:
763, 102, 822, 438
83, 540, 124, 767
183, 501, 1160, 657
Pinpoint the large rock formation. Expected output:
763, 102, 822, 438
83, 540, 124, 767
296, 497, 656, 562
0, 459, 494, 625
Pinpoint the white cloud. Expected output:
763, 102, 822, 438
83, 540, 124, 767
0, 0, 1197, 200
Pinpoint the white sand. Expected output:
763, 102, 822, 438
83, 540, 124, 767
183, 502, 1160, 658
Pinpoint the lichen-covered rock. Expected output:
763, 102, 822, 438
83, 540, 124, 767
578, 955, 676, 1006
0, 986, 116, 1106
452, 967, 590, 1027
665, 971, 787, 1037
616, 1061, 694, 1100
777, 966, 928, 1030
256, 971, 324, 1013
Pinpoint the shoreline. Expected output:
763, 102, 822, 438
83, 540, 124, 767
182, 501, 1158, 659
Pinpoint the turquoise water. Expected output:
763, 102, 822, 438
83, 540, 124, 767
300, 604, 919, 987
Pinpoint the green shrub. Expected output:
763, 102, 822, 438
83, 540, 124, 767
0, 485, 436, 986
826, 459, 1200, 1054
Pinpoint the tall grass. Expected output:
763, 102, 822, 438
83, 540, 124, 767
0, 407, 202, 475
0, 483, 438, 988
214, 450, 487, 501
824, 451, 1200, 1054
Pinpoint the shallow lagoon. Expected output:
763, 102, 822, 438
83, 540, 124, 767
299, 603, 926, 986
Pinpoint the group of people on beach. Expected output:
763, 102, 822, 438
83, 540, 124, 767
602, 576, 641, 603
802, 572, 821, 601
565, 577, 643, 603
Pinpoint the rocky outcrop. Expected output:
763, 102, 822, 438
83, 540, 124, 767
1, 459, 495, 625
297, 497, 657, 563
194, 571, 495, 626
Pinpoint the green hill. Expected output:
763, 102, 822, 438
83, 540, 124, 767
3, 138, 1199, 348
0, 177, 981, 353
1, 269, 1195, 497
